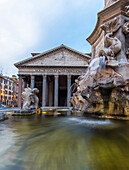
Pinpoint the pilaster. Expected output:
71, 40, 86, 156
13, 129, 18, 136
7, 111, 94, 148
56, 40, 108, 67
18, 75, 22, 108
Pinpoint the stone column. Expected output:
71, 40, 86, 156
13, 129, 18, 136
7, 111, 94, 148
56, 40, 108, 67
18, 75, 22, 108
67, 75, 71, 107
49, 79, 53, 106
54, 75, 59, 107
31, 75, 35, 89
46, 77, 49, 106
42, 75, 47, 107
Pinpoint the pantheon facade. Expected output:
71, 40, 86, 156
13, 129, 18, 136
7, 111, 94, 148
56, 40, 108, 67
15, 45, 90, 108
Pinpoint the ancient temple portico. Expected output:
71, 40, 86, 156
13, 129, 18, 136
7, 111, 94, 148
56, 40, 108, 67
15, 45, 90, 108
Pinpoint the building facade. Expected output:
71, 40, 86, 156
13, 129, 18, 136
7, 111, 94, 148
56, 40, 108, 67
0, 75, 18, 106
15, 45, 91, 108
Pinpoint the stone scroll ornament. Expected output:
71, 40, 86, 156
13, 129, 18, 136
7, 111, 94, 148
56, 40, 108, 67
125, 5, 129, 17
122, 6, 129, 34
123, 21, 129, 34
22, 87, 39, 111
99, 17, 121, 59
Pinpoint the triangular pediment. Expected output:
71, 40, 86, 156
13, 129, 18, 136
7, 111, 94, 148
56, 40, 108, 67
15, 45, 91, 68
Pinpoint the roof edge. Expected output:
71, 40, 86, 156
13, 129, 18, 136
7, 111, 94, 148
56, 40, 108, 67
14, 44, 91, 67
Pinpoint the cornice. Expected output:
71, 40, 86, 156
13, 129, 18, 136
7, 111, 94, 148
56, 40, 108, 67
17, 65, 88, 69
86, 15, 102, 45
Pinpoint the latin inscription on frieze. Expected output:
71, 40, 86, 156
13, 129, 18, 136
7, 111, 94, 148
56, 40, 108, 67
33, 69, 85, 74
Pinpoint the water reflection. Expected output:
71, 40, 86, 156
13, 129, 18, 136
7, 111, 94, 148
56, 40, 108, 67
1, 115, 129, 170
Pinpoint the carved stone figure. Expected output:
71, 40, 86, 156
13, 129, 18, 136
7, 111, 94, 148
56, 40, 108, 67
99, 17, 121, 59
22, 88, 33, 110
70, 93, 88, 111
70, 53, 127, 115
22, 87, 39, 111
99, 33, 121, 58
31, 88, 39, 109
123, 21, 129, 34
81, 88, 103, 105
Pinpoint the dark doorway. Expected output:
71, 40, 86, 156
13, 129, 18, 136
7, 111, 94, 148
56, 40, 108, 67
47, 76, 54, 106
35, 76, 42, 107
59, 75, 67, 106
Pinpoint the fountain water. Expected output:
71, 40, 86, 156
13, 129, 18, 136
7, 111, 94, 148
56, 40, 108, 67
69, 82, 77, 95
82, 56, 106, 85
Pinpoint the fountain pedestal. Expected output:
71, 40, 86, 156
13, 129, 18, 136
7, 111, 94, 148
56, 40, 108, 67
71, 0, 129, 118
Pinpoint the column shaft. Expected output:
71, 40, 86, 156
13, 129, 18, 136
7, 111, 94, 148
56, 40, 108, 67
42, 75, 47, 107
18, 75, 22, 108
31, 75, 35, 89
67, 75, 71, 107
54, 75, 58, 107
49, 79, 52, 106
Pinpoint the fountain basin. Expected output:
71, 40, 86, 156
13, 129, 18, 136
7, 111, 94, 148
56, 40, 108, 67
1, 114, 129, 169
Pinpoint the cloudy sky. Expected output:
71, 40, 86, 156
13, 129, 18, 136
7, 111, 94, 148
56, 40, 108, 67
0, 0, 104, 76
